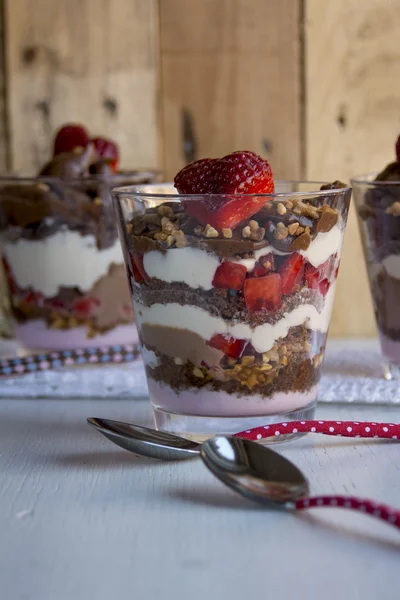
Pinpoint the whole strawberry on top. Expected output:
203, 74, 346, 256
174, 150, 274, 230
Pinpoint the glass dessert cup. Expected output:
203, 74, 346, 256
0, 171, 160, 352
353, 174, 400, 379
114, 182, 351, 441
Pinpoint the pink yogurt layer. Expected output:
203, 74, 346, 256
379, 333, 400, 364
13, 319, 139, 350
148, 378, 318, 417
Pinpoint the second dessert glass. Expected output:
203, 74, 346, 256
114, 182, 351, 440
353, 173, 400, 379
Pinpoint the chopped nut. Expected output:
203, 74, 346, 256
227, 358, 237, 367
262, 353, 270, 364
273, 222, 288, 240
277, 202, 287, 215
241, 356, 255, 366
194, 225, 203, 236
304, 341, 312, 353
263, 260, 272, 270
166, 235, 174, 246
386, 202, 400, 216
242, 225, 251, 238
193, 366, 204, 378
313, 353, 323, 368
222, 228, 233, 239
281, 345, 287, 355
281, 356, 288, 366
158, 205, 174, 217
260, 363, 273, 371
175, 236, 187, 248
289, 231, 311, 251
37, 182, 50, 192
265, 348, 279, 363
93, 197, 103, 206
303, 205, 319, 219
285, 200, 294, 210
288, 222, 299, 236
204, 224, 219, 238
174, 357, 183, 365
246, 374, 259, 388
305, 226, 311, 235
295, 226, 305, 236
251, 227, 265, 241
154, 232, 169, 242
249, 220, 259, 231
161, 217, 177, 234
50, 318, 65, 329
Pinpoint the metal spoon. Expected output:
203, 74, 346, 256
87, 417, 200, 460
201, 436, 400, 530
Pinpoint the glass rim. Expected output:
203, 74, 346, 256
112, 180, 352, 200
350, 172, 400, 186
0, 169, 162, 186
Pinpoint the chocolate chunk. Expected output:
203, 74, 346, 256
289, 231, 311, 251
316, 208, 339, 233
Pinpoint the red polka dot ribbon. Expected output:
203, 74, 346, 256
293, 496, 400, 529
234, 420, 400, 530
234, 420, 400, 441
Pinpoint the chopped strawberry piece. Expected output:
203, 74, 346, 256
53, 124, 90, 156
130, 253, 147, 284
92, 137, 119, 172
23, 291, 45, 307
278, 253, 305, 295
244, 273, 282, 313
73, 297, 100, 319
319, 278, 330, 296
207, 334, 247, 359
175, 151, 274, 230
304, 255, 336, 291
252, 253, 275, 278
50, 298, 67, 310
212, 261, 247, 290
174, 158, 218, 194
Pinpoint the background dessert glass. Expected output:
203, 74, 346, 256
352, 174, 400, 379
0, 171, 160, 352
114, 182, 351, 441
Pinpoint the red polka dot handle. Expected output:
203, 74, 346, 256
234, 420, 400, 441
292, 496, 400, 530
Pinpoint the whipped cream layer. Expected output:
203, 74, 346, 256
133, 283, 335, 354
3, 230, 124, 297
142, 225, 343, 290
382, 255, 400, 279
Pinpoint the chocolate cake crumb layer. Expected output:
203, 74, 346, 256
133, 281, 324, 327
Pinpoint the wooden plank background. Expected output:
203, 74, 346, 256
1, 0, 400, 336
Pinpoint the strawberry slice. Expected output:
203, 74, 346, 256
130, 253, 147, 284
53, 124, 90, 156
92, 137, 119, 171
207, 334, 247, 359
244, 273, 282, 312
73, 297, 100, 319
252, 253, 275, 277
175, 151, 274, 230
174, 158, 218, 194
278, 253, 305, 295
212, 262, 247, 290
319, 278, 330, 296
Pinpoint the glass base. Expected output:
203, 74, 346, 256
152, 401, 317, 443
382, 360, 400, 381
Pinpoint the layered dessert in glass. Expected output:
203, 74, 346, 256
353, 136, 400, 379
114, 151, 351, 439
0, 124, 160, 351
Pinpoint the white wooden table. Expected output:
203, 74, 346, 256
0, 398, 399, 600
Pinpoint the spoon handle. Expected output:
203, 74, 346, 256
235, 420, 400, 441
292, 495, 400, 530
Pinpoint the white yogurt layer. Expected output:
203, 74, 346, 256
3, 229, 124, 297
133, 283, 336, 354
142, 225, 343, 289
382, 255, 400, 279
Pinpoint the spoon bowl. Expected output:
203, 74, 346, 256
201, 436, 309, 506
87, 417, 201, 460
